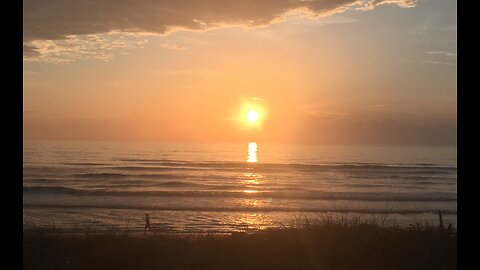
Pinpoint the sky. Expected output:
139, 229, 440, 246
23, 0, 456, 146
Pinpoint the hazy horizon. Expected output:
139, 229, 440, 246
22, 138, 457, 148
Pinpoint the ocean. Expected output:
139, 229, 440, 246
23, 140, 457, 234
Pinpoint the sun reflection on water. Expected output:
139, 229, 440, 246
241, 171, 263, 194
235, 213, 270, 231
237, 142, 272, 231
242, 172, 262, 185
247, 142, 257, 163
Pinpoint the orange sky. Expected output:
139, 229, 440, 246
23, 0, 456, 145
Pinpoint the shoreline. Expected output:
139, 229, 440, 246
23, 209, 458, 236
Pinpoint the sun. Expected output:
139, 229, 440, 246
237, 97, 267, 128
246, 110, 260, 123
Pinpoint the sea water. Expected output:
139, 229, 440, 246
23, 140, 457, 233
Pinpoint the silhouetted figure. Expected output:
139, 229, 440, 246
143, 213, 152, 235
438, 210, 444, 230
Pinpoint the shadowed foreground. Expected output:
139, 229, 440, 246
24, 222, 456, 270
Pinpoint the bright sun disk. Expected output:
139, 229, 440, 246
246, 110, 259, 123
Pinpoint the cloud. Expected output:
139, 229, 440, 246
356, 0, 416, 10
24, 0, 416, 62
426, 51, 456, 58
422, 51, 456, 67
24, 33, 148, 63
160, 43, 187, 51
371, 0, 416, 8
305, 110, 349, 121
423, 60, 454, 66
23, 44, 40, 58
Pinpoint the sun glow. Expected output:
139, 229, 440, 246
238, 98, 267, 128
246, 110, 260, 123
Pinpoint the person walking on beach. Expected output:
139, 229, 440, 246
143, 213, 152, 235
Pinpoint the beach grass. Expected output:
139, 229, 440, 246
23, 215, 456, 270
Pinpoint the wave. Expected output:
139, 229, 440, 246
349, 175, 455, 180
110, 161, 457, 171
62, 162, 109, 166
24, 162, 457, 178
71, 172, 191, 179
23, 186, 457, 202
95, 158, 454, 169
107, 166, 202, 172
22, 203, 457, 215
22, 179, 308, 190
73, 173, 129, 178
78, 181, 212, 189
116, 159, 456, 168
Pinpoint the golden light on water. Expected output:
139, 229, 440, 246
242, 172, 262, 185
247, 142, 257, 163
235, 213, 269, 231
242, 172, 261, 195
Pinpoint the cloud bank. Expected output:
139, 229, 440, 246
24, 0, 416, 62
25, 33, 148, 63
